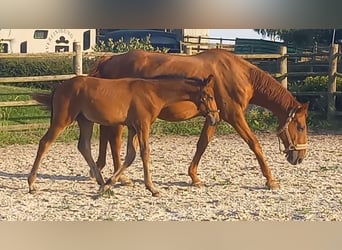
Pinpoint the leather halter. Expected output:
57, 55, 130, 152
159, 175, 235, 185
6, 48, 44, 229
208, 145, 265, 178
199, 97, 220, 116
276, 107, 307, 154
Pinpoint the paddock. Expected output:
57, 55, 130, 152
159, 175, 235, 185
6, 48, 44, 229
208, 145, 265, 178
0, 132, 341, 221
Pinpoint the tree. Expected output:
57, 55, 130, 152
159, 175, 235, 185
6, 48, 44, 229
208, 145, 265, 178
253, 29, 334, 48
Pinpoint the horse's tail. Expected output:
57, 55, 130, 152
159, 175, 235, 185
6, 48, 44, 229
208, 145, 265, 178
88, 55, 112, 77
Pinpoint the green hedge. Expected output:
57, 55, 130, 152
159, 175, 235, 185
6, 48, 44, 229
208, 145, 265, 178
0, 56, 96, 89
288, 76, 342, 112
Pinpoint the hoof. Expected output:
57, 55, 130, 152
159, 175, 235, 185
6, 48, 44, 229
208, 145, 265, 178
152, 191, 160, 197
192, 180, 203, 187
28, 187, 37, 194
266, 180, 280, 190
119, 176, 133, 186
98, 185, 115, 197
99, 184, 110, 193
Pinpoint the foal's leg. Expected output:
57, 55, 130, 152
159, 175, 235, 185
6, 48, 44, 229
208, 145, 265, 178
100, 128, 138, 191
188, 118, 217, 186
137, 125, 160, 197
96, 125, 132, 185
107, 125, 133, 185
227, 110, 280, 189
28, 124, 67, 194
96, 125, 111, 170
121, 128, 139, 168
77, 117, 105, 186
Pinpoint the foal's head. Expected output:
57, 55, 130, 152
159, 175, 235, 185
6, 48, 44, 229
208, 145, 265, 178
277, 103, 309, 165
197, 75, 220, 126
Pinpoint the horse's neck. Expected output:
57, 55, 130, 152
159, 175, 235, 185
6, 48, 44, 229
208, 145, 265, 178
249, 69, 300, 122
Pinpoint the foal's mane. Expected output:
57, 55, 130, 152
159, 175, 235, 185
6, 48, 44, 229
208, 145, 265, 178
249, 67, 298, 112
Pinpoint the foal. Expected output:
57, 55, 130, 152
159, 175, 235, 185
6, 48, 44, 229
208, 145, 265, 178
28, 75, 220, 196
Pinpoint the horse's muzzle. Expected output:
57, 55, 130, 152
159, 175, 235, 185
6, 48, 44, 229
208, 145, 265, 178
286, 150, 306, 165
207, 110, 220, 126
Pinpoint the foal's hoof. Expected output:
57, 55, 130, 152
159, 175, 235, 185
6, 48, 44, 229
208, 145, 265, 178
266, 180, 280, 190
152, 191, 160, 197
98, 185, 115, 197
99, 184, 110, 193
119, 176, 133, 186
28, 187, 37, 194
192, 180, 203, 187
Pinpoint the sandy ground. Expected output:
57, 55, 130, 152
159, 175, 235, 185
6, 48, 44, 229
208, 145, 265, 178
0, 132, 341, 221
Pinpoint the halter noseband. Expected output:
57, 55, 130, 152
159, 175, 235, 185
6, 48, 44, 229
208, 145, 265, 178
199, 97, 220, 116
276, 107, 307, 154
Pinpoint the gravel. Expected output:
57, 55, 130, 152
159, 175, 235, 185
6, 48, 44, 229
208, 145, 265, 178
0, 132, 341, 221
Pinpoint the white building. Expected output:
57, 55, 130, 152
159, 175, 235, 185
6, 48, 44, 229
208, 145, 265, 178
0, 29, 96, 53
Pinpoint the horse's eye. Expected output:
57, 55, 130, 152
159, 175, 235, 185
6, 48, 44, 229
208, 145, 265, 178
297, 124, 305, 132
201, 97, 206, 102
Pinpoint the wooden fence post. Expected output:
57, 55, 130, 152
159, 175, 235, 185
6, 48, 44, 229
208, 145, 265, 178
279, 46, 288, 89
327, 43, 338, 120
186, 45, 192, 55
73, 42, 82, 75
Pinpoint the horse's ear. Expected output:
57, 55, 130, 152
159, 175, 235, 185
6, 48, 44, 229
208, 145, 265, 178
205, 74, 214, 86
298, 102, 310, 113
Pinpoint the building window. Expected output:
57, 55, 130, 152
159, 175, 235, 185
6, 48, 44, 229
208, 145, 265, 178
0, 43, 9, 53
34, 30, 48, 39
20, 41, 27, 53
83, 30, 91, 50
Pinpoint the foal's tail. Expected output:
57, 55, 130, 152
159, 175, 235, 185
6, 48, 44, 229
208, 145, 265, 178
31, 92, 53, 110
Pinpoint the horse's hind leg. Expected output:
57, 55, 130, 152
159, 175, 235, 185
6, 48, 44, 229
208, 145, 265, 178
96, 125, 133, 186
108, 125, 133, 186
188, 118, 217, 186
28, 124, 66, 194
121, 128, 139, 168
77, 116, 105, 186
96, 125, 110, 171
101, 128, 137, 190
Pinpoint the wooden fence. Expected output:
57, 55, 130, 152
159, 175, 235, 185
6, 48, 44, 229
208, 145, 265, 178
1, 41, 341, 131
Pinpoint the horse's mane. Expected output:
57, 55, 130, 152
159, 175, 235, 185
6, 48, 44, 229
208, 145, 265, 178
249, 67, 298, 112
146, 74, 202, 81
88, 55, 112, 77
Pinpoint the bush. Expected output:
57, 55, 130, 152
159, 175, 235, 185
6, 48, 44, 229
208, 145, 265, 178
93, 35, 169, 53
0, 56, 96, 89
288, 76, 342, 111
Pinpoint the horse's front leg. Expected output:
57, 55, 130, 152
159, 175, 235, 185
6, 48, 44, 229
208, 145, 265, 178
188, 118, 217, 186
227, 111, 280, 189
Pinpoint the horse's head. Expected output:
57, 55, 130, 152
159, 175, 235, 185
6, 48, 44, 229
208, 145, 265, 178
198, 74, 220, 126
277, 102, 309, 165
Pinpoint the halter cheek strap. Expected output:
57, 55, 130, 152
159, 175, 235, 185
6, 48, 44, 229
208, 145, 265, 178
276, 107, 307, 153
199, 97, 220, 116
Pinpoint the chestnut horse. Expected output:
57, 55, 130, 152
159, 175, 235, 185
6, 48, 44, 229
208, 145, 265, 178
89, 49, 309, 190
28, 75, 219, 196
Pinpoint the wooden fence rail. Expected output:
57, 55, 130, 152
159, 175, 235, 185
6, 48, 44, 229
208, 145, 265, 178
1, 41, 341, 131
